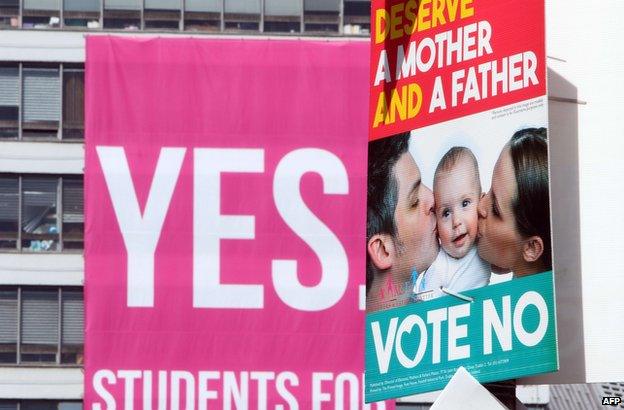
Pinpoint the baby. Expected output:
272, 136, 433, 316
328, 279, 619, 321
414, 147, 490, 299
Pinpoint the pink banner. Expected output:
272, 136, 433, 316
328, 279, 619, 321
85, 37, 390, 409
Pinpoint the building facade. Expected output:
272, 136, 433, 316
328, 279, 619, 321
0, 1, 369, 408
1, 0, 621, 409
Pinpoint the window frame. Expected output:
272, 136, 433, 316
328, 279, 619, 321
0, 285, 84, 367
3, 0, 371, 36
61, 65, 85, 140
0, 63, 84, 142
0, 0, 20, 29
0, 400, 83, 410
0, 174, 84, 253
0, 63, 20, 140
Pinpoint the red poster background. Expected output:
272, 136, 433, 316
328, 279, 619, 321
369, 0, 546, 140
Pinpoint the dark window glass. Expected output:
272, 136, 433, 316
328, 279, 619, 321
224, 21, 259, 31
103, 15, 140, 29
22, 0, 61, 29
0, 177, 18, 249
0, 66, 19, 139
184, 17, 220, 32
62, 177, 83, 250
344, 0, 370, 34
21, 401, 57, 410
103, 0, 140, 29
62, 69, 84, 140
0, 290, 18, 363
0, 401, 18, 410
144, 18, 179, 30
0, 0, 19, 28
264, 20, 300, 33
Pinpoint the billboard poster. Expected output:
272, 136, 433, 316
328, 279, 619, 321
365, 0, 558, 402
85, 37, 391, 409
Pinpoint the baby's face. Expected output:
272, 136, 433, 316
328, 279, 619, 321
434, 159, 481, 259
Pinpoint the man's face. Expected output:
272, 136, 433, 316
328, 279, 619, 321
392, 152, 439, 279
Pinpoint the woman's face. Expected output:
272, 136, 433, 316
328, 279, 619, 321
477, 146, 525, 271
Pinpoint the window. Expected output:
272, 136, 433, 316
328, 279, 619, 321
0, 65, 19, 139
0, 175, 83, 252
2, 0, 372, 35
103, 0, 141, 30
0, 401, 83, 410
0, 287, 84, 365
22, 0, 60, 29
61, 177, 84, 250
58, 404, 83, 410
184, 0, 220, 32
264, 0, 300, 33
21, 402, 58, 410
224, 0, 260, 32
304, 0, 340, 33
0, 0, 19, 29
62, 67, 84, 140
1, 63, 84, 141
63, 0, 101, 29
0, 290, 17, 363
21, 178, 59, 251
60, 290, 84, 363
0, 177, 18, 249
144, 0, 180, 30
0, 401, 18, 410
21, 289, 59, 363
22, 66, 61, 139
343, 0, 370, 34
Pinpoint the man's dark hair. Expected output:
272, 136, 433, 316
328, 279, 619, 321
509, 127, 551, 269
366, 132, 410, 293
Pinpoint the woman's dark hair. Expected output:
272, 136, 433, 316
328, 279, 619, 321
509, 127, 552, 270
366, 132, 410, 293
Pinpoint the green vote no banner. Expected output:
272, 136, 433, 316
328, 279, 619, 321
365, 271, 558, 402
